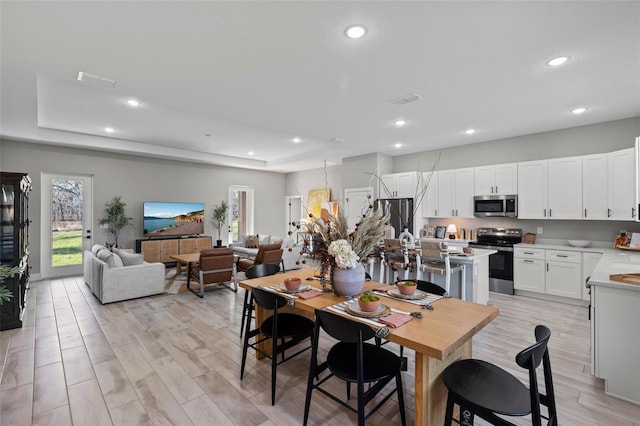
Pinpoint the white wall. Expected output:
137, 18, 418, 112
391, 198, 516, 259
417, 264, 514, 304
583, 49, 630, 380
0, 140, 286, 274
285, 164, 343, 215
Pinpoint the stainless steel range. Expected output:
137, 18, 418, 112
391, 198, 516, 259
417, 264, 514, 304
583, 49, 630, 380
468, 227, 522, 295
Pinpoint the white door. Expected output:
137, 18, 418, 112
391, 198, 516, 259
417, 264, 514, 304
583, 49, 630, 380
344, 187, 373, 232
422, 171, 439, 217
582, 153, 609, 219
608, 148, 636, 220
454, 168, 475, 217
517, 160, 548, 219
474, 166, 494, 195
41, 173, 93, 278
229, 185, 254, 244
437, 170, 456, 218
285, 195, 303, 239
548, 156, 582, 219
493, 163, 518, 195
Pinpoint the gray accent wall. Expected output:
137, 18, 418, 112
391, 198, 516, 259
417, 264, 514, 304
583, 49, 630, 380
1, 139, 286, 275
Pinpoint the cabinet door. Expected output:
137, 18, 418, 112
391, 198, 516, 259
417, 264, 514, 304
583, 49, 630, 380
546, 260, 582, 299
608, 148, 636, 220
422, 171, 439, 217
493, 163, 518, 195
474, 166, 494, 195
455, 168, 475, 217
548, 156, 582, 219
140, 240, 163, 263
380, 174, 397, 198
582, 252, 602, 301
514, 258, 545, 292
583, 154, 609, 219
395, 172, 417, 198
517, 160, 548, 219
161, 239, 179, 263
437, 170, 456, 217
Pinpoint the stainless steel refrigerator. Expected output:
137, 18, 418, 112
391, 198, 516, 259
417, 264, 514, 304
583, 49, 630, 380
375, 198, 413, 238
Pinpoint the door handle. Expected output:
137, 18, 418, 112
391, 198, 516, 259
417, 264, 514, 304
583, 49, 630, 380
607, 208, 611, 218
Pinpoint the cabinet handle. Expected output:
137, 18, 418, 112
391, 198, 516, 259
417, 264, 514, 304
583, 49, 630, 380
455, 209, 458, 216
549, 209, 552, 217
543, 209, 546, 217
495, 186, 498, 193
607, 208, 611, 218
556, 254, 569, 258
435, 209, 438, 216
524, 251, 534, 255
584, 208, 587, 218
546, 263, 549, 272
632, 207, 636, 218
524, 259, 534, 263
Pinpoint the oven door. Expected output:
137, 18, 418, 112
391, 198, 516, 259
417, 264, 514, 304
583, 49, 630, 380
470, 244, 514, 294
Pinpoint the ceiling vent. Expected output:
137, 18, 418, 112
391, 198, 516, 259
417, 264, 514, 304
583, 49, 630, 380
77, 71, 117, 89
390, 93, 422, 105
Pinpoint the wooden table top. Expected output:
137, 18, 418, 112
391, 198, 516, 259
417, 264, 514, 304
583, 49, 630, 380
239, 268, 499, 360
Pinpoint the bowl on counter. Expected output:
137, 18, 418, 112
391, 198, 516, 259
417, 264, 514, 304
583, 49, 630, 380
568, 240, 590, 247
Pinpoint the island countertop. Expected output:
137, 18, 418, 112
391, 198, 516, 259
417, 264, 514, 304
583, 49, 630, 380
588, 249, 640, 291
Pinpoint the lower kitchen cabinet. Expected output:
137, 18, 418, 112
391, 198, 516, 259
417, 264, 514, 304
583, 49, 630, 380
514, 246, 587, 300
582, 252, 603, 301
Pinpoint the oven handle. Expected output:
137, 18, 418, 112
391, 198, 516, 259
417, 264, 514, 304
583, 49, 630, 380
468, 244, 514, 252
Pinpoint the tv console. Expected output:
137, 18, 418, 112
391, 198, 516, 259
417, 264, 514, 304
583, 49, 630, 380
136, 235, 212, 264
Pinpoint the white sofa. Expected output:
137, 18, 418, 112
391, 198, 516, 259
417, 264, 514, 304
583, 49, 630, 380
83, 245, 165, 304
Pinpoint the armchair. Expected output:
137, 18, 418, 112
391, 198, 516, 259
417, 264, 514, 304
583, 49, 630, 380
187, 248, 237, 297
237, 242, 283, 272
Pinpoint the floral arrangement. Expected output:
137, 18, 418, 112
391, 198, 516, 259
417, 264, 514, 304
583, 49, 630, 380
306, 200, 390, 275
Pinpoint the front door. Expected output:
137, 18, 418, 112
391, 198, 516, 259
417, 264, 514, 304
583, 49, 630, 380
41, 173, 93, 278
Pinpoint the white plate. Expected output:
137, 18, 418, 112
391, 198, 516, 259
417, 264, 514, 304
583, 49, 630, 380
388, 288, 429, 300
278, 283, 310, 293
344, 301, 390, 317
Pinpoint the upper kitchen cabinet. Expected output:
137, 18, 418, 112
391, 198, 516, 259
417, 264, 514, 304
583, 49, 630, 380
608, 148, 636, 220
518, 157, 582, 220
421, 171, 439, 217
474, 163, 518, 195
379, 172, 417, 198
582, 153, 609, 219
517, 160, 548, 219
433, 168, 475, 218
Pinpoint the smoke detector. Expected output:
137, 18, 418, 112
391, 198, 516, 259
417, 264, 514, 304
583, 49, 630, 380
77, 71, 117, 89
390, 93, 422, 105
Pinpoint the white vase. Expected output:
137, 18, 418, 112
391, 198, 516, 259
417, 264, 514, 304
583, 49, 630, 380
332, 264, 365, 296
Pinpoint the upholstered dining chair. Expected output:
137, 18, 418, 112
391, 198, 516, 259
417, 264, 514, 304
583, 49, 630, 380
303, 309, 407, 426
239, 263, 280, 338
237, 242, 284, 272
240, 286, 315, 405
442, 325, 558, 426
187, 248, 237, 297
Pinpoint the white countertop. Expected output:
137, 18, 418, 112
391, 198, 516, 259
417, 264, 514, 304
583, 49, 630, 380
515, 241, 615, 254
588, 249, 640, 291
449, 248, 496, 261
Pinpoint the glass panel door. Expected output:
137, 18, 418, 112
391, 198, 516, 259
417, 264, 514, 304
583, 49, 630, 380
228, 186, 253, 244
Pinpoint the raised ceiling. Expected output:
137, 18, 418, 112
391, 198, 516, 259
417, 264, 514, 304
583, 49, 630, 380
1, 1, 639, 172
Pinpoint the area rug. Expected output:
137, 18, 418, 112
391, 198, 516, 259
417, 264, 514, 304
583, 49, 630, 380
164, 268, 188, 294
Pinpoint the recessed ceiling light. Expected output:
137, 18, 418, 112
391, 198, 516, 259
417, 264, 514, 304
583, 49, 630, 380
546, 56, 570, 67
248, 151, 254, 156
345, 24, 367, 39
292, 137, 301, 143
394, 142, 403, 148
572, 107, 587, 114
465, 128, 476, 135
127, 99, 140, 107
104, 127, 115, 133
394, 119, 406, 127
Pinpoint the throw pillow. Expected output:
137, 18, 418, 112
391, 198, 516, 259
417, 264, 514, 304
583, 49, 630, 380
246, 235, 260, 249
97, 249, 124, 268
113, 248, 144, 266
91, 244, 106, 255
259, 234, 271, 245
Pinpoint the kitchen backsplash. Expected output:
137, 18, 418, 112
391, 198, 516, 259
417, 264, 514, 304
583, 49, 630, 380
425, 217, 640, 244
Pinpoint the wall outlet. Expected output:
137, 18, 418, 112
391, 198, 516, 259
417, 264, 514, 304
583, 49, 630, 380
537, 227, 543, 234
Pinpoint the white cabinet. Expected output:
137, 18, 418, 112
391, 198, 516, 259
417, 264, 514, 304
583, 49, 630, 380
582, 148, 636, 221
474, 163, 518, 195
429, 168, 475, 218
518, 157, 582, 220
421, 171, 439, 217
582, 252, 603, 301
583, 153, 609, 219
608, 148, 636, 220
380, 172, 416, 198
545, 249, 582, 299
514, 247, 546, 293
514, 246, 583, 300
547, 156, 583, 219
517, 160, 548, 219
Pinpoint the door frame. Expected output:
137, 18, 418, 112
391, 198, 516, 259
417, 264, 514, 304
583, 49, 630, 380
41, 172, 94, 279
228, 185, 254, 244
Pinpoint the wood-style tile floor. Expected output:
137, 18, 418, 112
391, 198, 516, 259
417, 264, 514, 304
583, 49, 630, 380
1, 275, 639, 425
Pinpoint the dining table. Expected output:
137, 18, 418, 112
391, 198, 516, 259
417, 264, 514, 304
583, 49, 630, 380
238, 267, 499, 426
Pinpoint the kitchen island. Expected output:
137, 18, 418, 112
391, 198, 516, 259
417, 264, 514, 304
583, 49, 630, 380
587, 249, 640, 405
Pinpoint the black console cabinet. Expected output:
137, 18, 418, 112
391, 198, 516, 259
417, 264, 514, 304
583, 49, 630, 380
0, 172, 31, 331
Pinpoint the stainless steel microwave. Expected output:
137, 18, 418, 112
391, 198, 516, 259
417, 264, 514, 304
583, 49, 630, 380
474, 195, 518, 217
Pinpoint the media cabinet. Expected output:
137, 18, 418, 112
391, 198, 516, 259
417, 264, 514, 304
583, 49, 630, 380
135, 236, 212, 263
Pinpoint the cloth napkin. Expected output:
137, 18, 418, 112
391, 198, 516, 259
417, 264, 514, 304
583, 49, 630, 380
378, 312, 413, 328
296, 288, 324, 300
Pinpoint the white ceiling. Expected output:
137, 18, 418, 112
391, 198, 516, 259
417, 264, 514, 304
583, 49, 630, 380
1, 1, 639, 173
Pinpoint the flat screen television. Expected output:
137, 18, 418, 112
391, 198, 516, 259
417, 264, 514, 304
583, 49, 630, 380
143, 201, 205, 237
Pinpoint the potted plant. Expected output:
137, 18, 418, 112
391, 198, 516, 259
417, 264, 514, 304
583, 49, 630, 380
99, 196, 133, 248
358, 292, 381, 312
212, 200, 229, 247
0, 265, 23, 305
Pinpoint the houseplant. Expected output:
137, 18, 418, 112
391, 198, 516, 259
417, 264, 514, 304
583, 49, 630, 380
0, 265, 23, 305
212, 200, 229, 247
99, 196, 133, 248
308, 202, 389, 296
